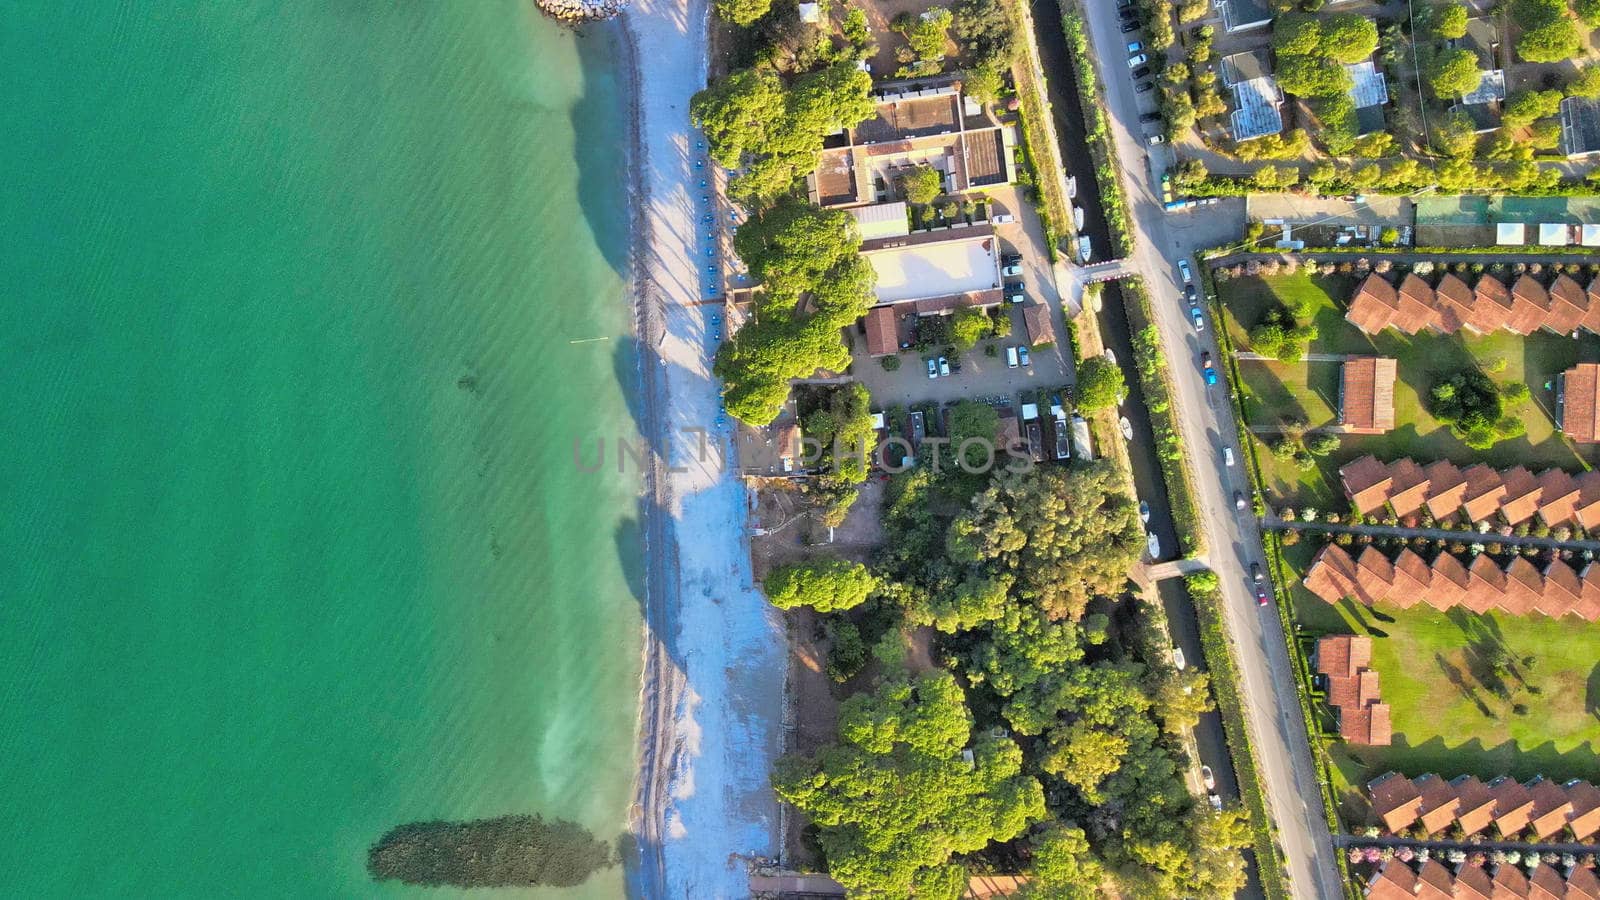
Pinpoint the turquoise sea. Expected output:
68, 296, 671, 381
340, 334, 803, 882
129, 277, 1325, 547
0, 3, 643, 896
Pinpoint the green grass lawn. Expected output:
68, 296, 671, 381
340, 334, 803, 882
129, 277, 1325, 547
1279, 541, 1600, 798
1220, 272, 1600, 506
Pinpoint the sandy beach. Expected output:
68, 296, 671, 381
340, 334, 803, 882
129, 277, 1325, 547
615, 0, 788, 896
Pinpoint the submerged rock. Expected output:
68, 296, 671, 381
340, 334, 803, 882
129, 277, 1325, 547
535, 0, 627, 22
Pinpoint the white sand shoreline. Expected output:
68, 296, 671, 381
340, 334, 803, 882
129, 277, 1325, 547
612, 0, 787, 896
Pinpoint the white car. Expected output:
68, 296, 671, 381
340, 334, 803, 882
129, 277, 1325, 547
938, 356, 951, 377
1006, 346, 1020, 369
991, 213, 1016, 224
1128, 53, 1148, 68
926, 358, 938, 379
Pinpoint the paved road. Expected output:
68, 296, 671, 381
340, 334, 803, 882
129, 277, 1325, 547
1077, 4, 1344, 898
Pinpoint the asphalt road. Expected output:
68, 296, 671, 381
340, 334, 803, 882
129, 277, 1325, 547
1077, 4, 1345, 898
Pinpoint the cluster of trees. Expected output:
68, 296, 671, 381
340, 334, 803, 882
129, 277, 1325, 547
1246, 306, 1318, 363
893, 9, 952, 78
714, 199, 877, 424
1266, 11, 1379, 155
1511, 0, 1582, 64
952, 0, 1013, 104
766, 556, 877, 612
1428, 367, 1529, 450
1272, 425, 1341, 472
1073, 356, 1125, 413
691, 61, 875, 204
765, 461, 1252, 898
798, 382, 877, 521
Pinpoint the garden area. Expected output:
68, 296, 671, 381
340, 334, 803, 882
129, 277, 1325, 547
1275, 539, 1600, 821
1216, 267, 1600, 507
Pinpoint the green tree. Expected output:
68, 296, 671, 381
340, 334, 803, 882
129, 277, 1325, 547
692, 68, 786, 170
1512, 0, 1581, 62
895, 9, 953, 72
772, 673, 1047, 900
1019, 826, 1105, 899
1041, 719, 1129, 803
764, 557, 877, 611
952, 0, 1014, 67
947, 399, 1001, 470
1427, 48, 1483, 98
1074, 356, 1124, 412
963, 62, 1004, 106
1570, 63, 1600, 98
714, 0, 771, 25
1351, 131, 1395, 158
1306, 431, 1341, 456
1277, 53, 1352, 97
950, 305, 989, 352
1431, 108, 1481, 157
1579, 0, 1600, 26
1504, 88, 1564, 127
900, 165, 944, 205
735, 200, 862, 307
1152, 669, 1214, 734
945, 463, 1142, 620
1320, 13, 1380, 64
1431, 2, 1469, 39
1271, 13, 1322, 57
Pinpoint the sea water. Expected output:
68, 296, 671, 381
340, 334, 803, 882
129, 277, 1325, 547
0, 3, 642, 895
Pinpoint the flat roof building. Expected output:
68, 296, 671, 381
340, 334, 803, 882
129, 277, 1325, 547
1345, 60, 1389, 134
1216, 0, 1272, 32
1221, 50, 1284, 141
861, 229, 1002, 306
1561, 96, 1600, 159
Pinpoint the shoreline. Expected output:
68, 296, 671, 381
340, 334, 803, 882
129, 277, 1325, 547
610, 0, 788, 896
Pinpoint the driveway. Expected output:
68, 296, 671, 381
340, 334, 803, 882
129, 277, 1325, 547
850, 302, 1070, 409
1080, 3, 1345, 899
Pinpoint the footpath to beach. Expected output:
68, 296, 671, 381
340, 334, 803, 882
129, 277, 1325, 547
616, 0, 787, 896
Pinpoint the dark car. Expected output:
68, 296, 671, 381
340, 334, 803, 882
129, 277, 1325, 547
1184, 284, 1198, 303
1132, 65, 1151, 79
1139, 112, 1161, 124
1001, 251, 1022, 266
1251, 563, 1263, 583
1135, 82, 1153, 93
1121, 21, 1140, 33
1005, 279, 1024, 293
1200, 351, 1212, 367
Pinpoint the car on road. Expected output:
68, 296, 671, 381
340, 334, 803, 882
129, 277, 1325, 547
991, 213, 1016, 224
1190, 306, 1204, 330
1135, 82, 1153, 93
938, 356, 950, 377
1201, 765, 1215, 790
1006, 346, 1019, 369
1146, 133, 1165, 145
1128, 53, 1147, 68
1178, 259, 1192, 284
1127, 40, 1143, 53
1251, 563, 1263, 584
1139, 112, 1161, 124
1001, 262, 1022, 276
1223, 446, 1234, 466
1234, 490, 1247, 511
1184, 284, 1198, 304
1121, 21, 1140, 33
1018, 346, 1030, 367
1119, 4, 1138, 18
1131, 65, 1151, 79
926, 358, 938, 379
1256, 584, 1270, 606
1204, 366, 1217, 385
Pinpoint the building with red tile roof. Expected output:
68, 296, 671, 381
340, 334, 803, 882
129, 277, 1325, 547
1368, 771, 1422, 832
1490, 775, 1536, 837
1454, 863, 1495, 900
1414, 773, 1460, 835
1569, 864, 1600, 900
1336, 457, 1598, 527
1366, 860, 1598, 900
1413, 860, 1456, 900
1565, 778, 1600, 841
863, 306, 900, 356
1453, 775, 1498, 836
1346, 272, 1600, 336
1316, 634, 1391, 745
1340, 356, 1399, 434
1525, 775, 1575, 840
1559, 362, 1600, 443
1301, 545, 1600, 621
1529, 863, 1567, 900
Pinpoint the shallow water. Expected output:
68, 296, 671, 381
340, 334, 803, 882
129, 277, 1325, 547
0, 3, 643, 895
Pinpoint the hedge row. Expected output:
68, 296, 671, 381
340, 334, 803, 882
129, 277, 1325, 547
1184, 573, 1289, 900
1186, 173, 1600, 199
1203, 244, 1600, 259
1059, 7, 1133, 256
1003, 0, 1070, 262
1118, 276, 1204, 559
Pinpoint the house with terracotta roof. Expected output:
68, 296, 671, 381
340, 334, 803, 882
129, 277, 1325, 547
1461, 463, 1510, 523
1525, 775, 1575, 839
1342, 454, 1396, 516
1452, 775, 1497, 836
1415, 773, 1460, 835
1567, 779, 1600, 842
1570, 866, 1600, 900
1301, 544, 1600, 621
1454, 863, 1495, 900
1365, 860, 1595, 900
862, 305, 902, 356
1412, 860, 1456, 900
1367, 771, 1422, 832
1422, 460, 1469, 519
1489, 775, 1536, 837
1364, 858, 1419, 900
1339, 356, 1398, 434
1315, 634, 1391, 745
1493, 863, 1531, 897
1336, 456, 1600, 528
1529, 862, 1567, 900
1021, 301, 1053, 348
1346, 271, 1600, 336
1558, 362, 1600, 443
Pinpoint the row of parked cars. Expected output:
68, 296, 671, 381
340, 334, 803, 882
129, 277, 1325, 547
1119, 1, 1170, 147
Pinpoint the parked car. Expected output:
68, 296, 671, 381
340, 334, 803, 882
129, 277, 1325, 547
1223, 446, 1235, 466
1190, 306, 1204, 331
1234, 490, 1247, 511
1139, 112, 1161, 124
1135, 82, 1153, 93
1121, 21, 1140, 33
1001, 251, 1022, 265
1006, 346, 1019, 369
1147, 133, 1165, 145
1119, 5, 1138, 19
1251, 563, 1263, 583
1256, 585, 1270, 606
1127, 40, 1144, 53
1001, 262, 1022, 277
926, 358, 938, 379
991, 213, 1016, 224
1178, 259, 1193, 284
1018, 345, 1030, 367
1128, 53, 1148, 68
1131, 65, 1151, 79
1005, 279, 1024, 292
1007, 286, 1026, 304
1205, 365, 1217, 385
938, 356, 950, 377
1184, 284, 1198, 303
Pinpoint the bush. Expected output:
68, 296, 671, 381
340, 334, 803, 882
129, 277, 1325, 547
1075, 356, 1124, 412
880, 355, 902, 371
765, 557, 877, 612
825, 618, 868, 681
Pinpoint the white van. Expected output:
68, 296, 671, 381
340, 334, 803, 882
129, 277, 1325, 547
1006, 346, 1020, 369
1223, 447, 1235, 467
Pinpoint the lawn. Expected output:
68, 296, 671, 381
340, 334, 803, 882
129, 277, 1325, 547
1279, 541, 1600, 803
1219, 271, 1600, 506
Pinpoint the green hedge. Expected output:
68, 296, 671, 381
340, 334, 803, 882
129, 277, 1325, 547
1059, 7, 1133, 256
1004, 0, 1070, 262
1187, 173, 1600, 198
1118, 276, 1204, 559
1183, 574, 1289, 900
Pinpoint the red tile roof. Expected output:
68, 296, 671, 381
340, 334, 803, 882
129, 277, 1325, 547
1562, 362, 1600, 444
1347, 274, 1400, 333
1569, 864, 1600, 900
1453, 775, 1497, 836
1506, 274, 1552, 335
1566, 778, 1600, 841
1395, 273, 1443, 333
1468, 275, 1514, 334
1368, 771, 1422, 832
1548, 274, 1588, 333
1341, 356, 1398, 434
1021, 301, 1052, 347
1414, 773, 1458, 835
1387, 458, 1431, 518
1348, 273, 1600, 336
1435, 273, 1475, 331
1576, 471, 1600, 529
1423, 460, 1469, 521
863, 306, 899, 356
1316, 634, 1389, 745
1455, 863, 1495, 900
1337, 457, 1589, 527
1535, 468, 1580, 526
1301, 545, 1600, 621
1490, 775, 1535, 838
1362, 858, 1598, 900
1365, 859, 1418, 900
1528, 863, 1566, 900
1341, 454, 1395, 516
1499, 466, 1542, 525
1525, 776, 1573, 839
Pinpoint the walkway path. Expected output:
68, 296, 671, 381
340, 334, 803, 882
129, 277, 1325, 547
1235, 351, 1353, 362
1262, 516, 1600, 553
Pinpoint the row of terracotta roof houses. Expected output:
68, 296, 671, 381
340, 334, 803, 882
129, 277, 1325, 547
1339, 455, 1600, 527
1346, 272, 1600, 336
1369, 771, 1600, 842
1366, 858, 1600, 900
1314, 634, 1391, 745
1302, 545, 1600, 620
